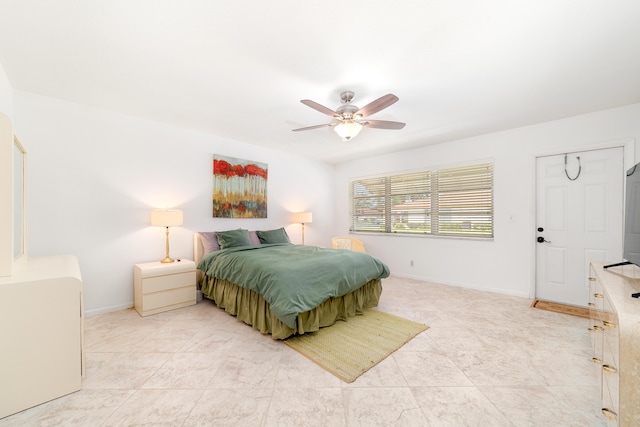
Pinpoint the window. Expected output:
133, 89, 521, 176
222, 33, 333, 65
350, 163, 493, 238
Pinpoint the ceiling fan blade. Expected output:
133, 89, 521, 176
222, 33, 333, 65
300, 99, 339, 117
292, 123, 334, 132
355, 94, 399, 118
361, 119, 406, 129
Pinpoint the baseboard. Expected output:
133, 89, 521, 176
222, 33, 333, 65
389, 273, 530, 299
84, 302, 133, 317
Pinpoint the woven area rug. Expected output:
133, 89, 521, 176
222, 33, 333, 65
531, 299, 590, 319
284, 309, 429, 383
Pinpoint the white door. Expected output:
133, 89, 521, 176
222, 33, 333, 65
535, 147, 623, 307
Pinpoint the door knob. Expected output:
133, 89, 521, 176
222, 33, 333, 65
537, 236, 551, 243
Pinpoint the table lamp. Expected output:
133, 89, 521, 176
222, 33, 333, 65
291, 211, 312, 245
150, 209, 183, 263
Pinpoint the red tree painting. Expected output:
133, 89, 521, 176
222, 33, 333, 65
213, 155, 268, 218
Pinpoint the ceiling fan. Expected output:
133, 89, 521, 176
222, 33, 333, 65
292, 91, 405, 141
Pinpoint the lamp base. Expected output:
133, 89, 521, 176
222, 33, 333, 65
160, 226, 175, 263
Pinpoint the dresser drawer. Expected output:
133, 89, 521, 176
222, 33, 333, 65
142, 271, 196, 294
591, 292, 605, 312
602, 371, 619, 426
589, 270, 605, 311
590, 324, 604, 366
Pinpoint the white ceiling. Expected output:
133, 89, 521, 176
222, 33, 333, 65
1, 1, 639, 164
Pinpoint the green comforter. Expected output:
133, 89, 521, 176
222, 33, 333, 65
197, 244, 390, 329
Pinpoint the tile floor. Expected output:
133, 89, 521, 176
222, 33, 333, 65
1, 276, 606, 426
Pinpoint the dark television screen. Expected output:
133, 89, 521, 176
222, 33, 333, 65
623, 162, 640, 266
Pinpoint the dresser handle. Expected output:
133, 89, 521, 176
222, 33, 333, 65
588, 302, 595, 307
592, 357, 602, 364
603, 321, 617, 328
602, 364, 617, 374
592, 325, 604, 332
594, 293, 604, 299
601, 408, 617, 420
588, 277, 596, 281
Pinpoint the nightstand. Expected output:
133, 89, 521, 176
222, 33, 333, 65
133, 259, 197, 316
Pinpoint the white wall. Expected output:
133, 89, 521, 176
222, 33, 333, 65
13, 91, 335, 315
335, 103, 640, 298
0, 61, 13, 119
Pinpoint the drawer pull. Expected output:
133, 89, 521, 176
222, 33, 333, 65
588, 302, 595, 307
592, 325, 604, 332
602, 364, 617, 374
588, 277, 596, 282
601, 408, 617, 420
592, 357, 602, 364
594, 293, 604, 299
603, 320, 617, 329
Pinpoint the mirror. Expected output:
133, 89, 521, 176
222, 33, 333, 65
13, 136, 26, 259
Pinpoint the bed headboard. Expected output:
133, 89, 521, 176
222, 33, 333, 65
193, 233, 206, 284
194, 233, 206, 265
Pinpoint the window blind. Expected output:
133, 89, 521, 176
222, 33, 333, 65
350, 163, 493, 238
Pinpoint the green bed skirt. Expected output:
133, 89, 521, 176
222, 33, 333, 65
201, 276, 383, 340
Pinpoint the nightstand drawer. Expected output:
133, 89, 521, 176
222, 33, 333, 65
142, 271, 196, 294
142, 285, 196, 311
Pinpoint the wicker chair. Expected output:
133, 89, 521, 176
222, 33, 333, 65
331, 236, 366, 253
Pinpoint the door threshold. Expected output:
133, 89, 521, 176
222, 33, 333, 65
531, 299, 590, 319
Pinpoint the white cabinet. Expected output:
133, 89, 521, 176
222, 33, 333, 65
134, 260, 196, 316
589, 262, 640, 426
588, 271, 604, 386
0, 255, 84, 419
0, 113, 27, 278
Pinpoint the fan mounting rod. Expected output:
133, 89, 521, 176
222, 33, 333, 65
337, 91, 359, 119
340, 91, 355, 104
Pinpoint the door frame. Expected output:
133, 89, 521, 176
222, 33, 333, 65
529, 138, 635, 299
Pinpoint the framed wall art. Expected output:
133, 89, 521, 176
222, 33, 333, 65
212, 155, 268, 218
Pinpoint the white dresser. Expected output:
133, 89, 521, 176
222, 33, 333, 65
589, 262, 640, 426
0, 255, 84, 419
134, 259, 196, 316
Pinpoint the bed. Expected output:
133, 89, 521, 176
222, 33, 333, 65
194, 228, 389, 339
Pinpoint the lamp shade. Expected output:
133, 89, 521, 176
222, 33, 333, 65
334, 121, 363, 141
150, 209, 183, 227
292, 212, 312, 224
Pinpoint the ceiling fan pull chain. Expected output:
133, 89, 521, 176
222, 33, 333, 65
564, 154, 582, 181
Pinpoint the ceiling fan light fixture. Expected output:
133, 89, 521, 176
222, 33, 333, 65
334, 121, 363, 141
